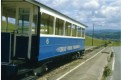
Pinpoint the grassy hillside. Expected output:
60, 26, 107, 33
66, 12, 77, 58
85, 36, 106, 46
111, 41, 121, 46
85, 35, 121, 46
86, 29, 121, 42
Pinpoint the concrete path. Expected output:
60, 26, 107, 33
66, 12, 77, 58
56, 48, 110, 80
38, 47, 111, 80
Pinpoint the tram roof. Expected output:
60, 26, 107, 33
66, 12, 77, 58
25, 0, 87, 28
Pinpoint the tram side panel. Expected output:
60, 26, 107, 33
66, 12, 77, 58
38, 36, 85, 61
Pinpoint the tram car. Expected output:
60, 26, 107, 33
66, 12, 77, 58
1, 0, 87, 79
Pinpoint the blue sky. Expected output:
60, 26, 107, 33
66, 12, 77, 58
36, 0, 121, 30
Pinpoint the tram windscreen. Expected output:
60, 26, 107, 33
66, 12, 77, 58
18, 8, 30, 34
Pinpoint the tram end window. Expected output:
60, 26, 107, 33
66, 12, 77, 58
18, 8, 30, 34
32, 15, 38, 34
2, 7, 16, 32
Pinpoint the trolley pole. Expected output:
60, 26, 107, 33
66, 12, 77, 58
92, 23, 94, 46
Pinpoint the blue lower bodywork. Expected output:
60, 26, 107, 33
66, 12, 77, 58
38, 36, 85, 61
1, 34, 85, 79
1, 33, 11, 63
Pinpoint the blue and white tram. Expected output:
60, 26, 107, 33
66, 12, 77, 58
1, 0, 87, 79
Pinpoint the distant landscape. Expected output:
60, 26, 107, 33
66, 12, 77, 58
86, 29, 121, 41
85, 29, 121, 46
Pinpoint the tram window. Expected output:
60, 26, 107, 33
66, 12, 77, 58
31, 6, 38, 34
68, 24, 71, 36
55, 18, 59, 35
77, 27, 81, 37
1, 16, 6, 32
2, 7, 16, 32
40, 13, 54, 34
49, 16, 54, 34
55, 18, 63, 35
59, 20, 64, 35
18, 8, 30, 34
65, 22, 71, 36
75, 25, 78, 37
32, 15, 38, 34
72, 25, 76, 37
8, 17, 16, 32
41, 14, 47, 34
82, 28, 85, 37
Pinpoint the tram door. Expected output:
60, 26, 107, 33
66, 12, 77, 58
14, 7, 32, 59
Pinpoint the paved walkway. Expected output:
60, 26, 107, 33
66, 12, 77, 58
38, 47, 111, 80
56, 48, 111, 80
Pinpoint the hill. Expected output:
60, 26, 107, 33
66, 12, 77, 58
86, 29, 121, 41
85, 36, 107, 46
85, 35, 121, 46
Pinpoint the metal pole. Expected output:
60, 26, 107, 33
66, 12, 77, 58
92, 23, 94, 46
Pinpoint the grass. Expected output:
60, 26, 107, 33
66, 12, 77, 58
101, 51, 113, 80
85, 35, 121, 46
101, 64, 112, 80
111, 41, 121, 46
85, 36, 107, 46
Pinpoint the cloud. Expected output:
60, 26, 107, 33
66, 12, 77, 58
109, 0, 121, 6
83, 0, 100, 10
100, 5, 121, 23
51, 0, 69, 8
101, 6, 120, 15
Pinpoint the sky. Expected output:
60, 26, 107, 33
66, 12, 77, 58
36, 0, 121, 30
